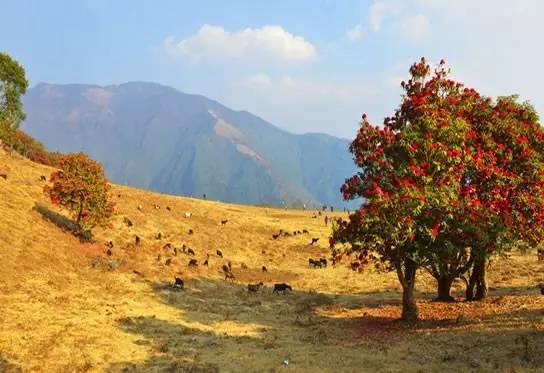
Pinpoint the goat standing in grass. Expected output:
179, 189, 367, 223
273, 283, 292, 294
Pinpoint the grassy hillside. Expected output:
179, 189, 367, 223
1, 149, 543, 372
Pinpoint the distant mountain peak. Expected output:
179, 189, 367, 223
22, 82, 357, 208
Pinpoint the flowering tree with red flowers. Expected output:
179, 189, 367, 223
331, 58, 544, 321
44, 152, 114, 233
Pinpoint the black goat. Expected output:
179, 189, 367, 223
173, 277, 184, 289
188, 229, 194, 235
188, 259, 198, 267
319, 258, 328, 267
40, 175, 47, 181
272, 233, 280, 240
273, 283, 292, 294
155, 232, 162, 240
203, 259, 209, 266
216, 249, 223, 258
135, 235, 141, 245
165, 258, 172, 266
166, 206, 171, 211
220, 219, 228, 225
310, 238, 319, 245
262, 265, 268, 272
302, 229, 309, 234
187, 248, 195, 256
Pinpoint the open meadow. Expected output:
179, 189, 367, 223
1, 148, 544, 372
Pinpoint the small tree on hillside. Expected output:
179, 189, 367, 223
330, 58, 544, 321
0, 52, 28, 144
44, 152, 114, 233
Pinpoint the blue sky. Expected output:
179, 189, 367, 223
2, 0, 543, 138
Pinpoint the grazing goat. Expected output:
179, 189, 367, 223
123, 217, 133, 227
350, 262, 360, 271
163, 243, 172, 250
310, 238, 319, 245
106, 249, 112, 256
173, 247, 178, 256
272, 233, 280, 240
184, 212, 192, 218
155, 232, 162, 240
154, 204, 160, 209
262, 265, 268, 272
173, 277, 184, 289
188, 229, 194, 235
188, 259, 198, 267
309, 258, 317, 267
216, 249, 223, 258
105, 241, 114, 249
220, 219, 228, 225
40, 175, 46, 181
538, 249, 544, 261
241, 263, 248, 269
135, 235, 141, 245
165, 258, 172, 266
118, 194, 121, 198
302, 229, 309, 234
166, 206, 171, 211
187, 248, 195, 256
222, 264, 230, 273
182, 244, 187, 253
273, 283, 293, 294
247, 282, 264, 292
319, 258, 328, 267
203, 259, 209, 266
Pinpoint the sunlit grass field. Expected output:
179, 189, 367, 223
1, 148, 543, 372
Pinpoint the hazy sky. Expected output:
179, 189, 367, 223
2, 0, 543, 139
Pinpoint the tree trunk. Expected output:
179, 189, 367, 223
466, 256, 488, 301
436, 275, 455, 302
400, 260, 418, 322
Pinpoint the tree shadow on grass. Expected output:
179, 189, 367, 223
108, 277, 544, 372
33, 202, 93, 242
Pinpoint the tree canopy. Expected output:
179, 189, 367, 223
44, 152, 115, 233
0, 52, 28, 143
331, 58, 544, 321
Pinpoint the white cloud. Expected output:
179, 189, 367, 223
401, 14, 429, 40
163, 24, 317, 62
245, 73, 272, 90
369, 1, 388, 31
347, 25, 364, 41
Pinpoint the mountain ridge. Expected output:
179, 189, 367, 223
22, 81, 357, 208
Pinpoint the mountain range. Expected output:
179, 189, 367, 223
22, 82, 357, 208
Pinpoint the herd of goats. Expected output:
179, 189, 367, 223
105, 199, 336, 296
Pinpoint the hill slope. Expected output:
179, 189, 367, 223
1, 150, 543, 372
21, 82, 357, 208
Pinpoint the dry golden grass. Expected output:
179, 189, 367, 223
1, 148, 544, 372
